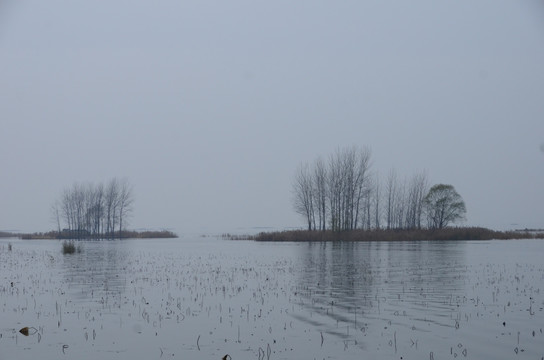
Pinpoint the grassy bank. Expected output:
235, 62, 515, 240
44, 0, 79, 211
17, 230, 178, 240
237, 227, 544, 242
0, 231, 17, 238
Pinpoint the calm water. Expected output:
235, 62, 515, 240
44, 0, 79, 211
1, 237, 543, 360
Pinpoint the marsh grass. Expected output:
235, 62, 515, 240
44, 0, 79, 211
61, 240, 81, 254
20, 229, 178, 240
117, 230, 178, 239
221, 233, 254, 240
251, 227, 544, 242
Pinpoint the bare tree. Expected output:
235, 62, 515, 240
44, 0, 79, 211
313, 157, 327, 231
385, 169, 398, 230
292, 162, 316, 231
291, 151, 438, 232
50, 200, 62, 233
409, 171, 429, 229
84, 183, 95, 235
362, 174, 375, 230
58, 182, 87, 239
326, 146, 372, 231
91, 183, 104, 236
104, 178, 119, 238
117, 178, 134, 238
393, 180, 406, 229
352, 147, 372, 230
60, 187, 74, 232
291, 148, 438, 232
293, 146, 372, 232
373, 172, 382, 229
360, 184, 373, 230
327, 151, 343, 231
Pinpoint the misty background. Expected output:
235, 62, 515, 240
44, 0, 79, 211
1, 1, 543, 235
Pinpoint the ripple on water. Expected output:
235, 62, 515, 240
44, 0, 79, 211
1, 238, 543, 360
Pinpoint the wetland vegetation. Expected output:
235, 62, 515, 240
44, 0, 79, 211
61, 240, 81, 254
242, 227, 544, 242
15, 229, 178, 240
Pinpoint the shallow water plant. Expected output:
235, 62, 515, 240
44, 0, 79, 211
62, 240, 81, 254
2, 237, 543, 360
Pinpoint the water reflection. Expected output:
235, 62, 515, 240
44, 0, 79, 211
60, 241, 129, 305
295, 241, 469, 346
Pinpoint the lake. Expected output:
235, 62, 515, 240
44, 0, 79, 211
1, 237, 543, 360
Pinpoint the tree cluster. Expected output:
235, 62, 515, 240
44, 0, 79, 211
293, 146, 465, 231
51, 178, 133, 239
293, 146, 374, 231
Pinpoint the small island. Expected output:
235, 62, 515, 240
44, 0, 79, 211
0, 178, 178, 240
240, 227, 544, 242
234, 147, 544, 243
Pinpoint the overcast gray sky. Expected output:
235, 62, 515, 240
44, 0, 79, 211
1, 1, 543, 235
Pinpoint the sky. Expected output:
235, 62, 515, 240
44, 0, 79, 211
1, 1, 543, 235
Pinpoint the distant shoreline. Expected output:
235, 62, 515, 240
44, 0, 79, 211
0, 230, 178, 240
224, 227, 544, 242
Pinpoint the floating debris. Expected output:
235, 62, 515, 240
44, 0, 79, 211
19, 327, 38, 336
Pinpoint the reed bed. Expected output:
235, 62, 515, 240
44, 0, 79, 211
18, 229, 178, 240
61, 240, 81, 254
251, 227, 544, 242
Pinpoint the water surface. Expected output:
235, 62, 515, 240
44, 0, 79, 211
1, 237, 543, 359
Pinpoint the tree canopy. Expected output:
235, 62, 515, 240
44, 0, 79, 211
423, 184, 466, 229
